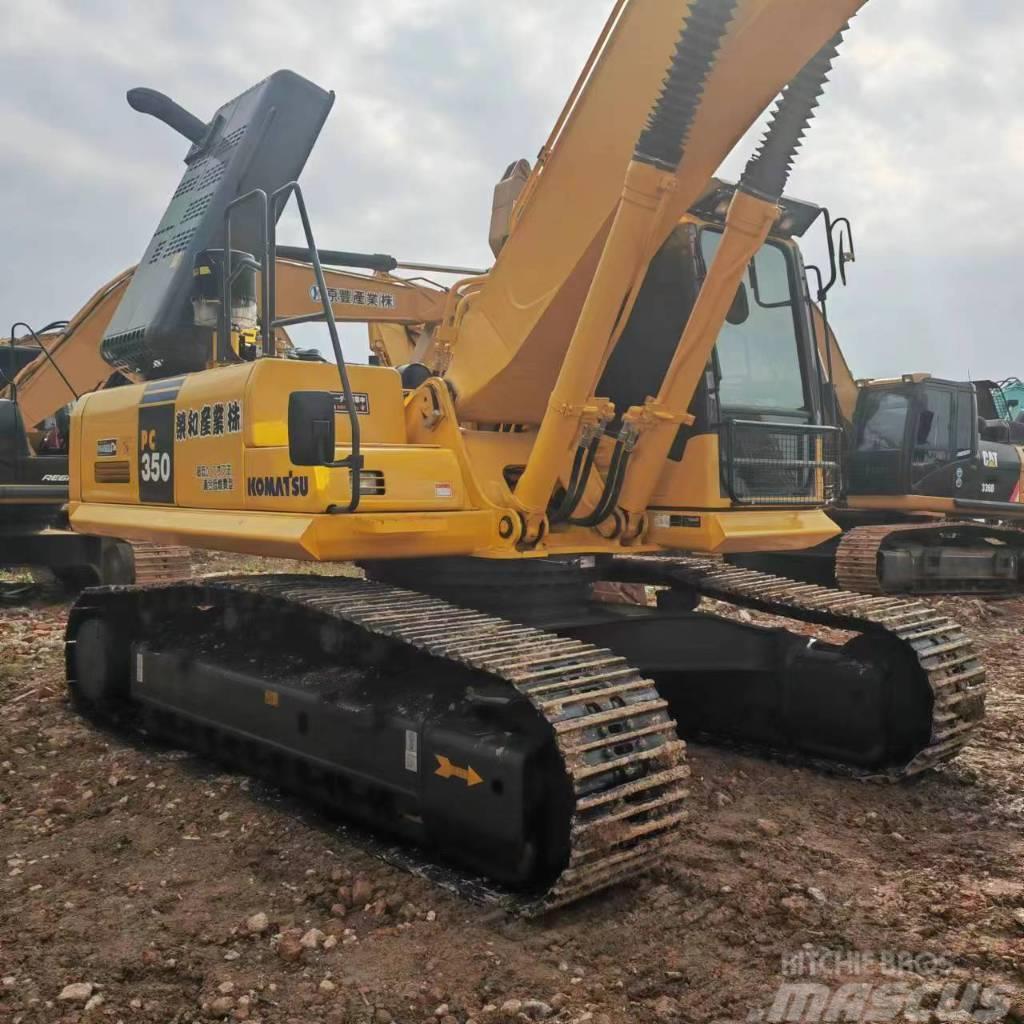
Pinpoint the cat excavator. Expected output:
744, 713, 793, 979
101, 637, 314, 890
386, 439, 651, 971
63, 0, 986, 912
730, 285, 1024, 594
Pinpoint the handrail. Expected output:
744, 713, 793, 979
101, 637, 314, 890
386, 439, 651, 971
269, 181, 363, 513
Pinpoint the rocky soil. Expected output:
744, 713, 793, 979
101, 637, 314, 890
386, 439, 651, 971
1, 556, 1022, 1023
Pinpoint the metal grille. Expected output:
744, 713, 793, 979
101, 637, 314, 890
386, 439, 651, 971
100, 327, 146, 375
719, 419, 841, 506
358, 470, 386, 496
94, 460, 131, 484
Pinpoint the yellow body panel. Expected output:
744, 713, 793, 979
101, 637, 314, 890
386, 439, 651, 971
648, 508, 838, 553
846, 495, 956, 514
69, 352, 842, 561
651, 435, 731, 511
845, 494, 1024, 523
73, 361, 470, 521
65, 1, 858, 567
68, 503, 500, 561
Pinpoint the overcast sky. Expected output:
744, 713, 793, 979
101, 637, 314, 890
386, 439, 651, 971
0, 0, 1019, 383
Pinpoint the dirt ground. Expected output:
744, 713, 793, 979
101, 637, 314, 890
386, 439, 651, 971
1, 555, 1023, 1024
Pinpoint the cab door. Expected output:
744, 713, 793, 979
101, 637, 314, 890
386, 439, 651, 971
909, 383, 971, 498
848, 387, 911, 495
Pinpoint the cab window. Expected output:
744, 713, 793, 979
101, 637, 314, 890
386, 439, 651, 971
856, 391, 908, 451
917, 387, 953, 457
701, 231, 807, 413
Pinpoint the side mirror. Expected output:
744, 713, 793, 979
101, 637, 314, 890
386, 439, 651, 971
288, 391, 336, 466
915, 409, 934, 446
726, 282, 750, 325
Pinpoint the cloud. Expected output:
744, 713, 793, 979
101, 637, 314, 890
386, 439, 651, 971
0, 0, 1016, 383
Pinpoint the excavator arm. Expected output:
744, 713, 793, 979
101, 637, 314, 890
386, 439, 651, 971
811, 303, 860, 426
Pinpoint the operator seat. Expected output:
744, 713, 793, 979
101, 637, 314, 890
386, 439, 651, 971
979, 417, 1011, 444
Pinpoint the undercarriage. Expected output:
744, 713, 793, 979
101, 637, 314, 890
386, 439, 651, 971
65, 555, 986, 912
732, 520, 1024, 595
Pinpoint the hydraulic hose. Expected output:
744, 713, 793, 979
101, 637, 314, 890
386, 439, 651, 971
570, 438, 631, 529
549, 435, 601, 524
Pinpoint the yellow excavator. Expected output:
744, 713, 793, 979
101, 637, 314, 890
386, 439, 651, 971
0, 242, 452, 586
63, 0, 986, 912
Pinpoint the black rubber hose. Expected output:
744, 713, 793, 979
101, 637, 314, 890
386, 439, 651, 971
548, 442, 587, 525
634, 0, 738, 172
739, 27, 848, 202
550, 436, 601, 524
570, 440, 630, 528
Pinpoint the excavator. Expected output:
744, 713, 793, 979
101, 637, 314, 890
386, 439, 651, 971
729, 280, 1024, 594
62, 0, 987, 913
1, 308, 191, 588
0, 235, 453, 586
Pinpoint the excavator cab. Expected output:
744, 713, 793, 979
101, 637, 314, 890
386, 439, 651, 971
847, 377, 1023, 509
0, 397, 68, 504
598, 181, 839, 515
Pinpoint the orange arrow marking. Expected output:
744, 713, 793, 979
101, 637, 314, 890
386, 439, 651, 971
434, 754, 483, 787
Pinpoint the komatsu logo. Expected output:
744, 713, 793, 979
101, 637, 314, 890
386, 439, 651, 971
246, 472, 310, 498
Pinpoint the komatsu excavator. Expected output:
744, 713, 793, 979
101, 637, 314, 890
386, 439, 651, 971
63, 0, 986, 912
730, 289, 1024, 594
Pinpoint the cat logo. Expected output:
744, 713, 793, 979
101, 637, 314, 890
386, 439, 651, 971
982, 450, 999, 469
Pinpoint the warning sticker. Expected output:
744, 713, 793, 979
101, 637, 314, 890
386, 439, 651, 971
653, 512, 702, 529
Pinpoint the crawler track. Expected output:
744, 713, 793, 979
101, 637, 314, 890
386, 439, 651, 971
127, 542, 192, 585
66, 575, 690, 914
835, 522, 1024, 595
661, 556, 988, 777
